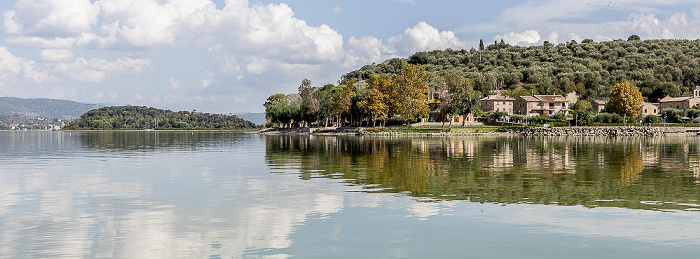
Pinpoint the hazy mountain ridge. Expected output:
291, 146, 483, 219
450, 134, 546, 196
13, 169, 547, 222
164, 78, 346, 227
0, 97, 100, 120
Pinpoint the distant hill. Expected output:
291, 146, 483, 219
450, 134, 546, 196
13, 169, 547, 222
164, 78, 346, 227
235, 112, 266, 125
0, 97, 99, 120
63, 106, 259, 130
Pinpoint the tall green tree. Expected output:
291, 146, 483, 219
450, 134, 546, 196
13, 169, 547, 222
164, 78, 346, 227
298, 78, 318, 126
607, 82, 643, 119
440, 73, 481, 127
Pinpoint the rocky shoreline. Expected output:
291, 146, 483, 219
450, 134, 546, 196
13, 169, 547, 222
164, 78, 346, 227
259, 126, 696, 137
521, 126, 689, 136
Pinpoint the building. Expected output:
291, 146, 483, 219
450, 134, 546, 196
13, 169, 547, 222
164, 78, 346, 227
592, 100, 607, 113
658, 86, 700, 110
427, 98, 474, 124
514, 95, 570, 116
640, 102, 660, 117
480, 95, 515, 115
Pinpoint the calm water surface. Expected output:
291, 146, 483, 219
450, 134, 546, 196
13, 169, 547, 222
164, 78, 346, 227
2, 131, 700, 258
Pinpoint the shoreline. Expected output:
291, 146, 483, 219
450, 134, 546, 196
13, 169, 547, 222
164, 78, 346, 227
258, 126, 697, 137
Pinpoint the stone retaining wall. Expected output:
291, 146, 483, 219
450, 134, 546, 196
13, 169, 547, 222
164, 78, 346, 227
520, 126, 688, 136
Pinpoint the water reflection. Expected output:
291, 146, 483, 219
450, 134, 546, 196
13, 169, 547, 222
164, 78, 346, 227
0, 131, 355, 258
3, 132, 700, 258
265, 135, 700, 211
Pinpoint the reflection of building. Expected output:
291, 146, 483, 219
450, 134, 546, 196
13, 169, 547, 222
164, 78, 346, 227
514, 95, 571, 116
480, 95, 515, 115
659, 86, 700, 110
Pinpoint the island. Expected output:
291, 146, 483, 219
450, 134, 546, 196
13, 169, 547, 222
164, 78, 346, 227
62, 106, 258, 130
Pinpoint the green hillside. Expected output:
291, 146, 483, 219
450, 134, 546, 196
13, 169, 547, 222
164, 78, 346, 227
342, 37, 700, 102
63, 106, 258, 130
0, 97, 99, 120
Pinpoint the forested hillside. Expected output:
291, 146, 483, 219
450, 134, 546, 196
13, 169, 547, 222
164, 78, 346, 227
63, 106, 258, 130
0, 97, 99, 120
343, 36, 700, 102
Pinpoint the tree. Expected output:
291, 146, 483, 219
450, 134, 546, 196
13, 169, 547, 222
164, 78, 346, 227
571, 110, 592, 126
628, 34, 641, 41
606, 82, 643, 119
573, 100, 593, 112
332, 80, 354, 126
358, 75, 390, 127
390, 64, 430, 124
316, 84, 338, 127
264, 93, 288, 124
298, 79, 318, 126
479, 39, 484, 51
441, 74, 481, 127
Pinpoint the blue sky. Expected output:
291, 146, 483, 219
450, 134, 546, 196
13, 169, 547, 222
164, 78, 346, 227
0, 0, 699, 113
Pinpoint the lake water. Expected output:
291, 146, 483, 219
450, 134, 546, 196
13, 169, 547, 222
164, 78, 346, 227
2, 131, 700, 258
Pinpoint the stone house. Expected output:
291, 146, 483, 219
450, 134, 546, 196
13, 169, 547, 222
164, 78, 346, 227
480, 95, 516, 115
592, 100, 607, 113
658, 87, 700, 110
514, 95, 570, 116
639, 102, 660, 117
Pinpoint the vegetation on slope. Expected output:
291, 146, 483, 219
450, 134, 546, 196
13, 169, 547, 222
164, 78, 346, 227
343, 36, 700, 102
0, 97, 99, 120
63, 106, 258, 130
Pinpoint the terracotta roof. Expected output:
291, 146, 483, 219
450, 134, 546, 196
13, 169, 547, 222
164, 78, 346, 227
480, 95, 515, 101
533, 95, 570, 103
659, 96, 694, 103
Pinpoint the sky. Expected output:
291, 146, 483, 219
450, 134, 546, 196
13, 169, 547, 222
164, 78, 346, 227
0, 0, 700, 113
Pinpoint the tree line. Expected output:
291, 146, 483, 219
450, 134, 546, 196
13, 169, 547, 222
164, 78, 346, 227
62, 106, 258, 130
264, 64, 483, 128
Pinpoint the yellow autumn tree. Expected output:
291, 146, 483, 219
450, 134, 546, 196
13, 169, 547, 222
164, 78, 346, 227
607, 82, 643, 119
391, 64, 430, 124
359, 75, 390, 127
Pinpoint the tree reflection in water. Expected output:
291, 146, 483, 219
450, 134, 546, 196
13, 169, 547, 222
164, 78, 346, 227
265, 135, 700, 212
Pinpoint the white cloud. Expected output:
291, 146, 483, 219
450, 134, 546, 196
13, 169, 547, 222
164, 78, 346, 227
345, 36, 397, 68
494, 30, 541, 46
476, 1, 700, 46
39, 49, 74, 62
49, 57, 151, 83
0, 46, 53, 88
389, 22, 466, 55
201, 78, 212, 88
168, 77, 180, 90
332, 7, 342, 13
2, 0, 99, 37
